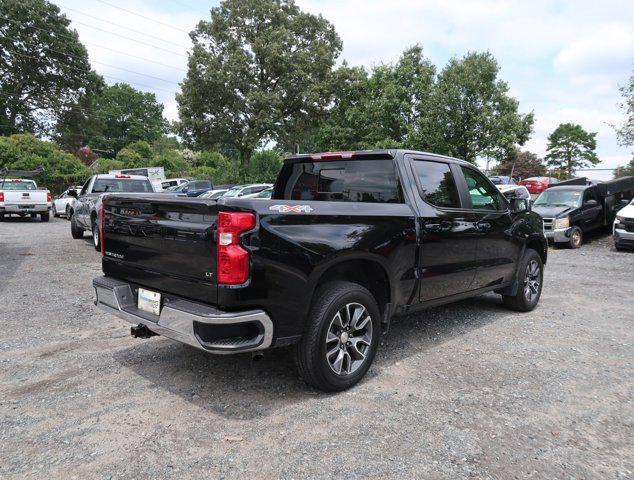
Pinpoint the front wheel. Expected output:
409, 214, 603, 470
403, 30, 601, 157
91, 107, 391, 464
502, 249, 543, 312
52, 204, 58, 217
65, 205, 71, 219
293, 281, 381, 392
568, 226, 582, 249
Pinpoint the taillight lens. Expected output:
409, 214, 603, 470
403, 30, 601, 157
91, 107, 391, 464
47, 192, 52, 202
217, 211, 256, 285
0, 192, 4, 202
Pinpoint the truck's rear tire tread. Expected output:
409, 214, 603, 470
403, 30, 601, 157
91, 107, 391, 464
293, 280, 380, 392
40, 212, 50, 222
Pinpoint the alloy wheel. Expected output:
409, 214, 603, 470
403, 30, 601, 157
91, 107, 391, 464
325, 302, 373, 376
524, 260, 541, 302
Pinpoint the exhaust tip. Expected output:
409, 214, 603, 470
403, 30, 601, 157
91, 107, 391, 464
251, 352, 264, 361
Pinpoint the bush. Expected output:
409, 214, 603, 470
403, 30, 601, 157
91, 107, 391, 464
0, 133, 89, 193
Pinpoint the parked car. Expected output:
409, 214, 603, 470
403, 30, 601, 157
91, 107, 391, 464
0, 177, 51, 221
161, 178, 189, 190
222, 183, 273, 198
68, 174, 154, 251
488, 175, 516, 185
93, 149, 547, 392
613, 197, 634, 251
518, 176, 559, 195
533, 176, 634, 248
199, 189, 228, 200
52, 186, 82, 218
169, 180, 213, 197
254, 187, 273, 199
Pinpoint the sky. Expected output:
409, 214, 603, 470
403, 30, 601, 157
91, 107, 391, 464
57, 0, 634, 179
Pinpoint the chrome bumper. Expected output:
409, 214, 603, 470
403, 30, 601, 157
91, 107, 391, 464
544, 227, 571, 243
0, 204, 49, 213
93, 276, 273, 354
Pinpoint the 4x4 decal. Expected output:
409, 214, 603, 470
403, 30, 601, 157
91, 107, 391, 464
269, 204, 313, 213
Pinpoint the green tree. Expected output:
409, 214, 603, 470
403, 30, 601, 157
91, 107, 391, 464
613, 159, 634, 178
95, 158, 124, 174
57, 83, 167, 156
115, 140, 155, 169
312, 46, 436, 152
493, 151, 546, 180
421, 52, 533, 163
615, 70, 633, 158
177, 0, 342, 165
0, 133, 88, 190
245, 149, 283, 182
0, 0, 98, 135
545, 123, 599, 177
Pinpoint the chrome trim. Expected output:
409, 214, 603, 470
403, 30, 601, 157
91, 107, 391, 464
93, 276, 273, 354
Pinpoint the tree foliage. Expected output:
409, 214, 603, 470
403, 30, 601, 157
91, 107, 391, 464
177, 0, 342, 164
493, 151, 546, 180
545, 123, 599, 177
56, 83, 167, 156
615, 70, 633, 157
613, 158, 634, 178
0, 0, 98, 135
0, 133, 88, 189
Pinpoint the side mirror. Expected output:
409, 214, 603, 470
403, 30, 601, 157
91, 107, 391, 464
67, 190, 78, 198
237, 192, 244, 197
584, 199, 598, 207
510, 197, 530, 213
182, 187, 188, 193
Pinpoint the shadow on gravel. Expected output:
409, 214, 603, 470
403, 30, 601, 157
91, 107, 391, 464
114, 293, 506, 419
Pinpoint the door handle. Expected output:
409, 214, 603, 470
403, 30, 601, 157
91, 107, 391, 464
475, 221, 491, 231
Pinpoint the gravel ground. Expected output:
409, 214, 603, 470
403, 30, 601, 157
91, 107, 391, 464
1, 216, 632, 479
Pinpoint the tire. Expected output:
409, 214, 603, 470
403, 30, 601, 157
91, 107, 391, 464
52, 204, 58, 217
0, 213, 4, 221
70, 215, 84, 239
40, 212, 50, 222
65, 205, 71, 219
502, 249, 544, 312
91, 217, 101, 251
568, 226, 582, 249
30, 213, 37, 219
293, 281, 381, 392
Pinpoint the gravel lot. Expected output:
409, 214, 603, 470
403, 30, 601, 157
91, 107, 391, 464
1, 216, 632, 479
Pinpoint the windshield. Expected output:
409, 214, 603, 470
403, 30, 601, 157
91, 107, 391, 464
223, 187, 243, 197
92, 178, 153, 193
0, 180, 37, 190
534, 189, 582, 208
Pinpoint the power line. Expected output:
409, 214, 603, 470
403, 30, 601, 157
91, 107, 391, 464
0, 14, 187, 72
57, 3, 192, 49
93, 0, 191, 34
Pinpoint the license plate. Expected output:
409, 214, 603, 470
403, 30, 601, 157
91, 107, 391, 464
138, 288, 161, 316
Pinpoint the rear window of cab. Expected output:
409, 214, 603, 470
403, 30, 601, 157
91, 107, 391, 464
274, 159, 403, 203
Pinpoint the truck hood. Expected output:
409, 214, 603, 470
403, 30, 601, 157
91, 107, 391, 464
617, 203, 634, 219
532, 205, 575, 219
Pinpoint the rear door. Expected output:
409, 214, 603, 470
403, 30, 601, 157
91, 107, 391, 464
457, 166, 522, 289
405, 155, 479, 301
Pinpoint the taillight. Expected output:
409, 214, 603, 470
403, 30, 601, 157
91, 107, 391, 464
47, 192, 52, 202
310, 151, 355, 160
217, 211, 256, 285
99, 204, 105, 257
0, 192, 4, 202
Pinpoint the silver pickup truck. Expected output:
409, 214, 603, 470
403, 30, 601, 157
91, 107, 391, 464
0, 178, 51, 221
68, 173, 155, 250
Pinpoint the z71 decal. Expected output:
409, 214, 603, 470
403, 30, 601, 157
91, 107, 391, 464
269, 204, 313, 213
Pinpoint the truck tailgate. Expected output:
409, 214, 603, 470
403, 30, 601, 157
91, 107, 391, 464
102, 194, 219, 304
3, 190, 48, 205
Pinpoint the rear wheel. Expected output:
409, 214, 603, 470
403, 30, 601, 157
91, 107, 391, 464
71, 214, 84, 239
294, 281, 381, 392
91, 218, 101, 251
502, 249, 543, 312
40, 212, 50, 222
568, 226, 582, 249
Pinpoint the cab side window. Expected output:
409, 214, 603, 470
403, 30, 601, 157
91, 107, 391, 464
584, 188, 599, 204
461, 167, 503, 211
411, 160, 461, 208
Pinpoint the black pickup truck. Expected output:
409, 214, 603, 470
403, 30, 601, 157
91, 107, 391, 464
533, 176, 634, 248
93, 150, 547, 391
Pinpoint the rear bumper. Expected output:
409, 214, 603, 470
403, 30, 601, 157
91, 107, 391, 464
0, 204, 49, 214
93, 276, 273, 354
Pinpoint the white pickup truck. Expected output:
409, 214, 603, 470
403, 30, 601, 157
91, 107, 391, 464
0, 178, 52, 221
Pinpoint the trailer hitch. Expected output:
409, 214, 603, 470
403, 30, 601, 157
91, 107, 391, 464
130, 324, 157, 339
